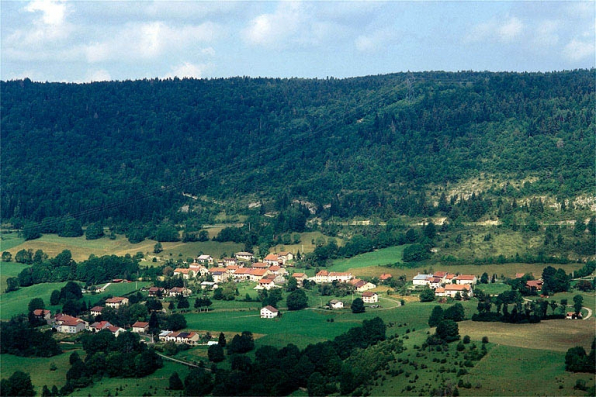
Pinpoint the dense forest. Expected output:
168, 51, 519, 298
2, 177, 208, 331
1, 70, 594, 228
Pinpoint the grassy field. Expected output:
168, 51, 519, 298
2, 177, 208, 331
155, 240, 244, 263
330, 245, 407, 272
0, 261, 31, 294
270, 231, 345, 255
474, 283, 512, 295
0, 281, 68, 319
0, 349, 74, 393
0, 232, 26, 251
464, 345, 594, 396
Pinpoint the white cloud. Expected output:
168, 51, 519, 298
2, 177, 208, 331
563, 38, 595, 62
86, 69, 111, 82
243, 2, 304, 49
26, 0, 68, 26
164, 62, 208, 79
84, 21, 219, 63
355, 28, 400, 53
533, 20, 560, 48
498, 17, 523, 42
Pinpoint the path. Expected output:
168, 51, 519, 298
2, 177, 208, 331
100, 282, 111, 291
582, 306, 592, 320
155, 352, 201, 368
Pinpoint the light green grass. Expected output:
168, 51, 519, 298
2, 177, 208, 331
0, 232, 26, 251
464, 345, 593, 396
0, 281, 68, 319
156, 240, 244, 262
330, 245, 407, 272
0, 262, 31, 294
0, 350, 73, 393
474, 283, 512, 295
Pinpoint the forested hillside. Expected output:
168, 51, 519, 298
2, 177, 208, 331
2, 70, 594, 226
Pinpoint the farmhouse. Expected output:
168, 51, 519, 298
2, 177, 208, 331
33, 309, 53, 324
454, 275, 477, 285
249, 268, 269, 281
105, 297, 129, 309
526, 280, 543, 291
90, 306, 104, 317
189, 264, 209, 276
260, 305, 279, 319
197, 254, 214, 265
278, 252, 294, 265
223, 258, 238, 266
329, 272, 354, 282
434, 284, 473, 298
291, 273, 308, 286
235, 252, 254, 261
55, 314, 87, 334
107, 326, 125, 337
209, 269, 228, 283
173, 268, 193, 279
362, 292, 379, 303
329, 300, 344, 309
379, 273, 393, 281
255, 278, 277, 290
232, 268, 253, 281
148, 287, 165, 297
132, 321, 149, 333
263, 254, 280, 266
252, 262, 269, 269
413, 274, 433, 286
88, 320, 112, 332
315, 270, 330, 283
200, 281, 218, 290
176, 331, 200, 345
168, 287, 192, 297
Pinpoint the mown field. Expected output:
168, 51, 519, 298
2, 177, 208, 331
0, 261, 31, 294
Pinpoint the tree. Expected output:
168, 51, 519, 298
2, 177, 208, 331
184, 367, 212, 396
480, 272, 489, 284
208, 344, 225, 362
2, 251, 13, 262
59, 217, 83, 237
218, 332, 226, 348
423, 221, 436, 240
153, 242, 163, 254
436, 319, 460, 342
15, 249, 33, 264
227, 331, 254, 354
5, 277, 19, 293
22, 222, 42, 241
286, 276, 298, 292
444, 303, 466, 322
169, 372, 184, 390
85, 222, 104, 240
287, 289, 308, 311
177, 297, 190, 310
28, 298, 45, 313
351, 298, 365, 314
148, 311, 160, 335
59, 281, 83, 302
0, 371, 35, 396
49, 290, 60, 306
419, 287, 435, 302
573, 295, 583, 315
167, 314, 187, 331
403, 244, 430, 262
428, 305, 444, 327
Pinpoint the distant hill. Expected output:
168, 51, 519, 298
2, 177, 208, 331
1, 70, 594, 225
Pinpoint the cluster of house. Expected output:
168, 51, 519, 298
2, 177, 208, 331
312, 270, 379, 292
514, 273, 544, 292
413, 271, 476, 298
158, 330, 200, 344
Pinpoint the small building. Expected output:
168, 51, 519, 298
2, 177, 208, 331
55, 314, 87, 334
329, 300, 344, 309
90, 306, 104, 317
278, 252, 294, 265
526, 280, 543, 291
107, 326, 125, 337
200, 281, 218, 290
413, 274, 433, 286
260, 305, 279, 319
223, 258, 238, 266
362, 292, 379, 303
210, 269, 228, 283
33, 309, 53, 324
173, 268, 193, 279
159, 330, 172, 342
255, 278, 277, 290
291, 273, 308, 286
232, 268, 253, 281
379, 273, 393, 282
197, 254, 214, 265
566, 312, 583, 320
263, 254, 281, 266
235, 252, 254, 262
132, 321, 149, 333
105, 297, 129, 309
148, 287, 165, 297
249, 269, 269, 281
329, 272, 353, 283
168, 287, 192, 297
88, 320, 112, 332
434, 284, 473, 298
454, 275, 478, 285
315, 270, 330, 283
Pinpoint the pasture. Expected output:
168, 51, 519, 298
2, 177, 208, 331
0, 349, 73, 393
0, 261, 31, 294
330, 245, 406, 272
0, 281, 68, 319
474, 283, 512, 295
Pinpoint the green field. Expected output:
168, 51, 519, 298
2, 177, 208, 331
0, 349, 74, 393
0, 232, 26, 251
0, 261, 31, 294
330, 245, 407, 272
474, 283, 512, 295
0, 281, 68, 319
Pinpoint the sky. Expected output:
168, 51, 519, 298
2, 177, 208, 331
1, 0, 595, 82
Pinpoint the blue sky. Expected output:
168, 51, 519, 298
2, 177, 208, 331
2, 1, 594, 82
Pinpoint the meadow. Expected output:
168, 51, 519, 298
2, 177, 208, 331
0, 281, 68, 319
0, 261, 31, 294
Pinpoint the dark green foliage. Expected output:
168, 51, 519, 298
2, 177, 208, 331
0, 371, 35, 396
27, 298, 45, 313
227, 331, 255, 355
22, 222, 41, 241
169, 372, 184, 391
403, 244, 430, 262
0, 315, 61, 357
435, 320, 460, 343
351, 298, 365, 313
208, 344, 225, 363
184, 367, 212, 396
218, 332, 226, 347
419, 287, 435, 302
286, 289, 308, 311
565, 344, 595, 373
428, 306, 444, 327
166, 314, 187, 331
85, 222, 104, 240
59, 217, 83, 237
2, 251, 12, 262
5, 277, 19, 292
444, 303, 465, 322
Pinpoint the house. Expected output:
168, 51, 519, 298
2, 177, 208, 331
105, 297, 129, 309
55, 314, 87, 334
526, 280, 543, 291
197, 254, 214, 265
90, 306, 104, 317
255, 278, 277, 290
260, 305, 279, 318
249, 268, 269, 281
173, 268, 193, 279
413, 274, 433, 286
566, 312, 583, 320
329, 272, 353, 283
434, 284, 473, 298
225, 265, 240, 274
263, 254, 280, 266
232, 268, 253, 281
252, 262, 269, 269
200, 281, 218, 290
223, 258, 238, 266
88, 320, 112, 332
454, 275, 477, 285
132, 321, 149, 333
428, 277, 443, 289
379, 273, 393, 282
159, 330, 172, 342
329, 300, 344, 309
107, 326, 125, 337
189, 264, 209, 276
268, 265, 288, 276
278, 252, 294, 263
362, 292, 379, 303
235, 252, 254, 262
209, 268, 228, 283
176, 331, 200, 345
357, 281, 377, 292
33, 309, 53, 324
315, 270, 330, 283
168, 287, 192, 297
273, 275, 286, 286
148, 287, 165, 297
443, 273, 456, 283
433, 271, 447, 280
291, 273, 308, 286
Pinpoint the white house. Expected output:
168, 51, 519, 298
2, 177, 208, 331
235, 252, 254, 262
132, 321, 149, 333
362, 292, 379, 303
413, 274, 433, 286
105, 297, 129, 309
434, 284, 473, 298
55, 314, 87, 334
329, 300, 344, 309
260, 305, 279, 319
197, 254, 214, 265
454, 275, 477, 285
